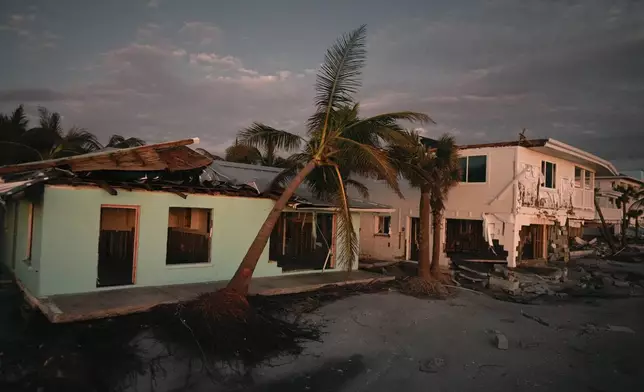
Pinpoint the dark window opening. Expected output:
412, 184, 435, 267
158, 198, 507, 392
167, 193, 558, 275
376, 216, 391, 235
541, 161, 556, 189
166, 207, 212, 265
460, 155, 487, 183
269, 212, 334, 271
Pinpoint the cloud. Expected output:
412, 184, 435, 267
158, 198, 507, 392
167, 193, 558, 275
179, 21, 222, 46
189, 52, 240, 67
0, 11, 59, 49
0, 40, 316, 151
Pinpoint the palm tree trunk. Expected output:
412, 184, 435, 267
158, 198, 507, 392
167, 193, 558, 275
430, 210, 442, 275
227, 160, 317, 294
594, 194, 616, 253
418, 187, 431, 280
621, 204, 628, 248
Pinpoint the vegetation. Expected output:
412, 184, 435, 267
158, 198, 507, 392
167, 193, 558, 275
225, 25, 430, 294
388, 131, 459, 279
0, 105, 146, 166
614, 184, 639, 247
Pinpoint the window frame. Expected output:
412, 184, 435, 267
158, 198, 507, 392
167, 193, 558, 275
574, 166, 583, 188
374, 215, 392, 236
24, 202, 35, 264
166, 207, 213, 266
459, 155, 488, 184
584, 170, 594, 190
541, 160, 557, 189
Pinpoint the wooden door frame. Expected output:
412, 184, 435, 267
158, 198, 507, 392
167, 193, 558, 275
99, 204, 141, 285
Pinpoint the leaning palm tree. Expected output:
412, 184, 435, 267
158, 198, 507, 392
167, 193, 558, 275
388, 131, 459, 279
225, 25, 430, 294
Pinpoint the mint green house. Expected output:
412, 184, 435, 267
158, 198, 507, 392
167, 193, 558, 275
1, 152, 391, 299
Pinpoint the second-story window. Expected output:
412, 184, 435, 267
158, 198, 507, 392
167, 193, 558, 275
459, 155, 487, 183
574, 166, 583, 188
541, 161, 557, 189
584, 170, 593, 189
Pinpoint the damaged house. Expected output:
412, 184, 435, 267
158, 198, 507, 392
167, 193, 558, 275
356, 138, 618, 268
586, 174, 644, 238
0, 139, 391, 301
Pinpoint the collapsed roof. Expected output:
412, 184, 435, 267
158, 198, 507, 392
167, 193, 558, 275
0, 139, 393, 212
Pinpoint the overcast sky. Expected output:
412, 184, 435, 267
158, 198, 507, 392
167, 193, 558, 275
1, 0, 642, 170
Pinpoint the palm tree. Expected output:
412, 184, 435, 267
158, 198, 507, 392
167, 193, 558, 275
0, 105, 33, 165
104, 134, 146, 149
593, 188, 617, 253
627, 209, 643, 241
388, 131, 459, 278
614, 184, 638, 247
225, 25, 430, 294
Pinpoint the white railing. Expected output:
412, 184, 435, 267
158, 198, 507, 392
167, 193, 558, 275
572, 188, 594, 210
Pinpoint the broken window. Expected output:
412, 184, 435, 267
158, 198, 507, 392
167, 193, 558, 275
584, 170, 593, 189
375, 215, 391, 235
166, 207, 212, 265
574, 166, 583, 188
541, 161, 556, 189
459, 155, 487, 183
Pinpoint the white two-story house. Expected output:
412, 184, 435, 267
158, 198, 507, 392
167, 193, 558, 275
357, 138, 618, 268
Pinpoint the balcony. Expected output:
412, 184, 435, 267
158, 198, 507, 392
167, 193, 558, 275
572, 188, 594, 210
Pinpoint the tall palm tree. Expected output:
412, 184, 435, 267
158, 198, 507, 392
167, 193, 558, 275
614, 184, 638, 247
388, 131, 459, 278
0, 105, 33, 165
593, 188, 617, 253
225, 25, 430, 294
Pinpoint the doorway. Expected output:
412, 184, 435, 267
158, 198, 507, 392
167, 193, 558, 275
409, 217, 420, 261
269, 212, 335, 271
97, 206, 138, 288
519, 224, 547, 261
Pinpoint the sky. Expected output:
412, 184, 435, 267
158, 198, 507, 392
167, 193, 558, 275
1, 0, 643, 170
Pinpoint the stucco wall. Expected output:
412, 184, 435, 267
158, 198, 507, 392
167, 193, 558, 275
37, 185, 281, 296
444, 146, 518, 219
517, 147, 595, 220
30, 185, 360, 296
352, 179, 420, 261
1, 199, 42, 295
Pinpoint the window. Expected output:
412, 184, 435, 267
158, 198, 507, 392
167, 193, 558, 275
574, 166, 583, 188
584, 170, 593, 189
459, 155, 487, 183
166, 207, 212, 265
541, 161, 557, 189
375, 215, 391, 235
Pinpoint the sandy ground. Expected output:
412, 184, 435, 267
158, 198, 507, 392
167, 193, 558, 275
132, 290, 644, 392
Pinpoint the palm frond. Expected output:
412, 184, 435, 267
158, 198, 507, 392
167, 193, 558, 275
63, 127, 102, 152
345, 178, 370, 199
331, 165, 359, 270
308, 25, 367, 134
38, 106, 63, 136
334, 136, 402, 198
238, 123, 303, 151
107, 134, 146, 149
9, 105, 28, 130
342, 111, 434, 137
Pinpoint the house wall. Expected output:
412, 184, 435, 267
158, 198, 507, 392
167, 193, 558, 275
356, 179, 419, 261
445, 146, 518, 218
1, 199, 43, 295
36, 185, 283, 296
26, 185, 361, 297
516, 147, 595, 219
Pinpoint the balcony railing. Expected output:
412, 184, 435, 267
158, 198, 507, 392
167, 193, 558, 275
572, 188, 594, 210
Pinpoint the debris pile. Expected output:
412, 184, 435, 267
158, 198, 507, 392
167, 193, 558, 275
452, 257, 644, 303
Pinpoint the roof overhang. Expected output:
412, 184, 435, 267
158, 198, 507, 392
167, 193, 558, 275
530, 139, 618, 176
